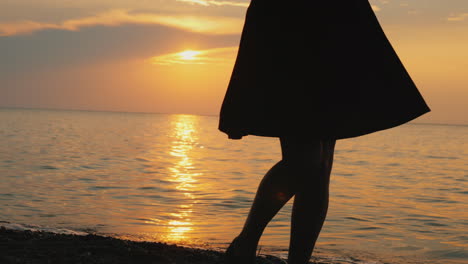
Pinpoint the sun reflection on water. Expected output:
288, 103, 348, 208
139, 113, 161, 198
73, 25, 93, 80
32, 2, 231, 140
163, 114, 201, 243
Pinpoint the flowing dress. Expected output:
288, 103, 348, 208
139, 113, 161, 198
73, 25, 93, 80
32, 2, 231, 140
218, 0, 431, 140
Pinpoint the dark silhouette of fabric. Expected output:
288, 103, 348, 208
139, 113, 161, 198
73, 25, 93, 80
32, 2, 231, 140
219, 0, 431, 140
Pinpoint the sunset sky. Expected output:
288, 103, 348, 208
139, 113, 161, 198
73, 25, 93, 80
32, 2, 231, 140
1, 0, 467, 125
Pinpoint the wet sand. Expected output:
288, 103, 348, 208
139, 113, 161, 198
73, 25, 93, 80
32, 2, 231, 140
0, 227, 290, 264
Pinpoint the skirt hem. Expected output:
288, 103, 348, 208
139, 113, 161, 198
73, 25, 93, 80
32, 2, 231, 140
219, 107, 431, 141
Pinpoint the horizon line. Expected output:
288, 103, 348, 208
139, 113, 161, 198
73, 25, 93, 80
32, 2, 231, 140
1, 106, 466, 127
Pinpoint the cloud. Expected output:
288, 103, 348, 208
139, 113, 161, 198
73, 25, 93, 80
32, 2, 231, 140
0, 22, 239, 75
176, 0, 249, 7
149, 46, 237, 65
447, 13, 468, 22
371, 5, 382, 12
0, 9, 244, 36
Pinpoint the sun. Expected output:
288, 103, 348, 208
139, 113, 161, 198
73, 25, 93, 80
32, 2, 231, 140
178, 50, 201, 61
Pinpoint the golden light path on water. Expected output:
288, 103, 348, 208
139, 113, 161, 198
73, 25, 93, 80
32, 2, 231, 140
161, 114, 200, 243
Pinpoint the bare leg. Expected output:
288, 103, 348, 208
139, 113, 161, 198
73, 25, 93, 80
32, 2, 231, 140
227, 138, 331, 262
288, 139, 336, 264
232, 159, 297, 258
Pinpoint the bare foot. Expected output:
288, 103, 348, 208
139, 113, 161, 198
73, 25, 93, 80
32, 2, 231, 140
225, 235, 257, 264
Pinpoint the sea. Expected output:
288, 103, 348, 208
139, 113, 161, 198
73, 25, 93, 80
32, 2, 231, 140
0, 108, 466, 264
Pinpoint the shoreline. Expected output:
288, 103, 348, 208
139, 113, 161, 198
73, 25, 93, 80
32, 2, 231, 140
0, 225, 446, 264
0, 227, 288, 264
0, 224, 445, 264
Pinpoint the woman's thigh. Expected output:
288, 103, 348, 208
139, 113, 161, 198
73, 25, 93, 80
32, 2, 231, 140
279, 136, 336, 168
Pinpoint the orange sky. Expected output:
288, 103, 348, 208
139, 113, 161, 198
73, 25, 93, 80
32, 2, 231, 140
0, 0, 467, 124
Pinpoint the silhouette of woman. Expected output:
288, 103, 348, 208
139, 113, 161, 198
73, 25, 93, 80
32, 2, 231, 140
219, 1, 430, 264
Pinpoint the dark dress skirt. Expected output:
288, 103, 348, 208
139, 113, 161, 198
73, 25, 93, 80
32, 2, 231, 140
218, 0, 431, 140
